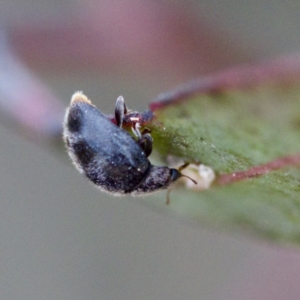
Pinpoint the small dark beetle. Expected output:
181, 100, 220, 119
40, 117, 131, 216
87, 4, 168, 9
63, 92, 196, 202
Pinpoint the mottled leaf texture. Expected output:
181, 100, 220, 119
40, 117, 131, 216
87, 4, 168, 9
145, 56, 300, 246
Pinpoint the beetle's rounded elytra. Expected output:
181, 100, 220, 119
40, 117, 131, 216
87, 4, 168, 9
63, 92, 196, 201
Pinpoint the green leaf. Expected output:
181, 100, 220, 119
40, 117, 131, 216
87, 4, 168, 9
143, 57, 300, 246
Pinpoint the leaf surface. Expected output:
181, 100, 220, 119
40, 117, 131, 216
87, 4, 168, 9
144, 56, 300, 245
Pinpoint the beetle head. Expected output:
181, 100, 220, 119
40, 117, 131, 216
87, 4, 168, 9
133, 165, 196, 202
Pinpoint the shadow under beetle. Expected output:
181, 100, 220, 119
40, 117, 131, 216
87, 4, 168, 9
63, 92, 196, 204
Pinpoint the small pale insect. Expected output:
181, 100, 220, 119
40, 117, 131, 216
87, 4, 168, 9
63, 92, 196, 203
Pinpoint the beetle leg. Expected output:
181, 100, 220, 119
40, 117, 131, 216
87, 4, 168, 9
132, 126, 153, 157
178, 162, 190, 172
116, 96, 152, 156
138, 132, 153, 157
115, 96, 128, 127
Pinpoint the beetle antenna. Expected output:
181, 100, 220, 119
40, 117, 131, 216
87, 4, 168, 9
180, 173, 197, 185
177, 163, 197, 185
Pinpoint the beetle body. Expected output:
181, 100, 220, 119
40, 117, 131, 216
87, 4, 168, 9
63, 92, 182, 196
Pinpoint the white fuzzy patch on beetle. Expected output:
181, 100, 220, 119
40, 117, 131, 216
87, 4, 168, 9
71, 91, 93, 105
130, 117, 139, 122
